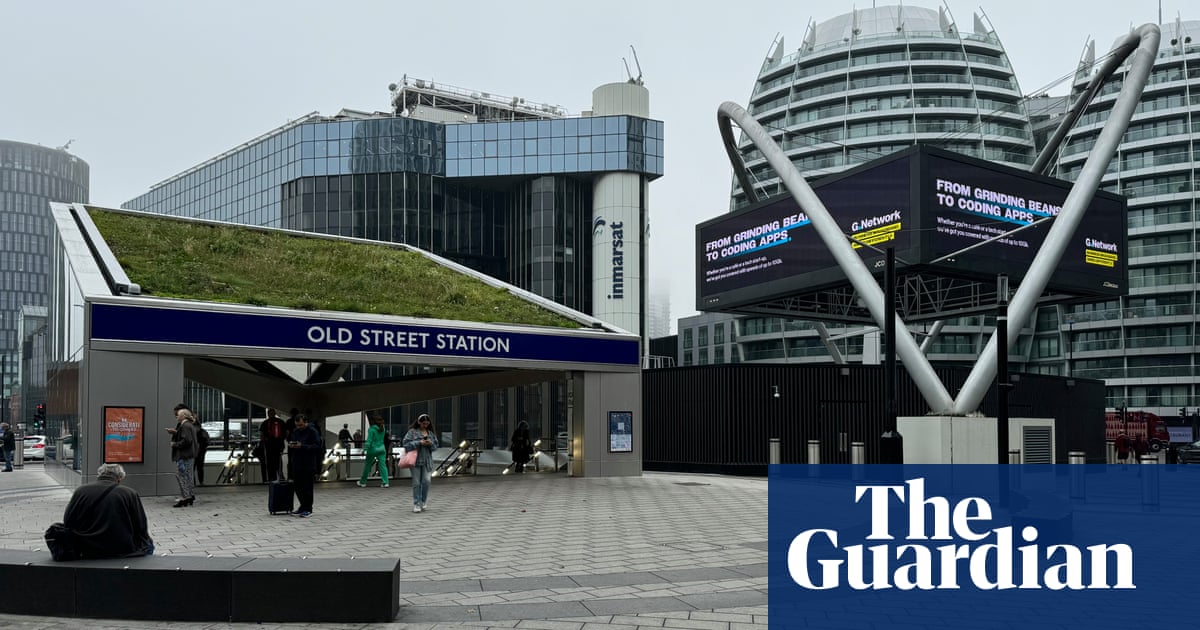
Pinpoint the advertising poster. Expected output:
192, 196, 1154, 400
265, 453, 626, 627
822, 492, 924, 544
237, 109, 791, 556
770, 464, 1199, 629
696, 156, 912, 310
608, 411, 633, 453
103, 406, 144, 463
924, 152, 1126, 294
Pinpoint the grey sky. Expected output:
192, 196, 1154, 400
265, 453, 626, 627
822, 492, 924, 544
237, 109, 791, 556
2, 1, 1183, 331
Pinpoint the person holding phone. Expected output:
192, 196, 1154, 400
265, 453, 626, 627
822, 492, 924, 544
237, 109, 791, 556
167, 408, 199, 508
287, 414, 322, 517
402, 414, 439, 513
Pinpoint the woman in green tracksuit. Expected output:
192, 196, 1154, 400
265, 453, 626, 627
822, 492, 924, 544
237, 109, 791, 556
357, 415, 389, 488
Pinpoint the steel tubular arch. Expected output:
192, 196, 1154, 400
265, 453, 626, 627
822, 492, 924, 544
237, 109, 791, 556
952, 24, 1161, 415
716, 103, 956, 413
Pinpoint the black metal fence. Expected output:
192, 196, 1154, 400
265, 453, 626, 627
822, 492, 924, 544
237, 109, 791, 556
643, 364, 1105, 474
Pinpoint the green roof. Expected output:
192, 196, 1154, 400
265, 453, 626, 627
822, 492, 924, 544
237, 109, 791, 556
87, 207, 580, 328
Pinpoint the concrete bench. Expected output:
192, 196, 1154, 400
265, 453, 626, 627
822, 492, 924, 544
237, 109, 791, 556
0, 549, 400, 622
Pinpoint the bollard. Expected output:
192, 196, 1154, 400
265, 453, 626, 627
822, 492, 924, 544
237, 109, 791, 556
769, 438, 781, 466
1068, 451, 1086, 501
1008, 449, 1022, 491
807, 440, 821, 465
850, 441, 865, 481
1105, 440, 1116, 464
1141, 454, 1160, 510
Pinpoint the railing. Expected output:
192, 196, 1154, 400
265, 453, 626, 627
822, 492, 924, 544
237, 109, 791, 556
433, 438, 482, 477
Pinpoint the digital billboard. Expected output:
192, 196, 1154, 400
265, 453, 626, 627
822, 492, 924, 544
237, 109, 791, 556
696, 146, 1126, 312
922, 151, 1126, 295
697, 154, 915, 310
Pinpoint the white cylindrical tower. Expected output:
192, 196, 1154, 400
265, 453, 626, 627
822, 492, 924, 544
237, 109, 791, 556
591, 82, 649, 340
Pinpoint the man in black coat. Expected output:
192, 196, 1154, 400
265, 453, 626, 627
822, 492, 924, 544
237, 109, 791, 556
287, 414, 322, 517
61, 463, 154, 558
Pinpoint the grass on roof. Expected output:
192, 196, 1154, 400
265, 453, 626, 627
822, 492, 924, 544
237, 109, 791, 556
88, 208, 580, 328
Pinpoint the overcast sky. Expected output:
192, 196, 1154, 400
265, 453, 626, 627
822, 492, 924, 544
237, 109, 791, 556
2, 1, 1185, 331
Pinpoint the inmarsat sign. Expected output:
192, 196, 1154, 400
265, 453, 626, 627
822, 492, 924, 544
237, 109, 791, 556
696, 146, 1127, 311
770, 465, 1191, 629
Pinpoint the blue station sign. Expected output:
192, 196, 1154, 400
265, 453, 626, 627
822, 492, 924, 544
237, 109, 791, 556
90, 302, 639, 367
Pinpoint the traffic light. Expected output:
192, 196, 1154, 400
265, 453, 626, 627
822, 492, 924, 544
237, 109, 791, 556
33, 403, 45, 433
1181, 407, 1188, 418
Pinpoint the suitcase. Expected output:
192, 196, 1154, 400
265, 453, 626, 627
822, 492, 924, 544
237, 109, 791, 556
268, 479, 294, 515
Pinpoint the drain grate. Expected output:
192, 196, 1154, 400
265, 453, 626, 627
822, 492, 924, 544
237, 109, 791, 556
673, 482, 711, 487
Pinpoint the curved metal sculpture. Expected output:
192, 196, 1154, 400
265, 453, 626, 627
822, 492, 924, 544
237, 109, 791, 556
716, 24, 1161, 416
717, 102, 956, 413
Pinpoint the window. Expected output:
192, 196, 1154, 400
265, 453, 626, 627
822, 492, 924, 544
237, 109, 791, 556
683, 329, 693, 350
714, 323, 725, 345
698, 326, 708, 346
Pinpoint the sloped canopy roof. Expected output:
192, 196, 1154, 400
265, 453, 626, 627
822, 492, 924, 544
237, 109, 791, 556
86, 206, 582, 329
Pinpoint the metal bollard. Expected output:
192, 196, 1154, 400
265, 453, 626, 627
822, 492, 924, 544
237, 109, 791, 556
1008, 449, 1022, 490
807, 440, 821, 465
769, 438, 781, 466
1105, 440, 1116, 464
1068, 451, 1086, 501
850, 441, 865, 481
1141, 454, 1160, 510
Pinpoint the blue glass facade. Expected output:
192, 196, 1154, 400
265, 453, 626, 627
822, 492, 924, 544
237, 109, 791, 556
125, 113, 663, 315
444, 116, 663, 178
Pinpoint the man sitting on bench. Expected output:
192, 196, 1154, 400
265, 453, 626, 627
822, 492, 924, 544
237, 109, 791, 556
61, 463, 155, 558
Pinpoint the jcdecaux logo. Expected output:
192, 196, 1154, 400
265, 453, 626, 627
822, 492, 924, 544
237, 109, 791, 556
787, 477, 1132, 591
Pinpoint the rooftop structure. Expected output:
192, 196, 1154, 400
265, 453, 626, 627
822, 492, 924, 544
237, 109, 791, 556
389, 75, 568, 123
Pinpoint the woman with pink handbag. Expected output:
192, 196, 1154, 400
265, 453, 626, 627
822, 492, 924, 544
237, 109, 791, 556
401, 414, 438, 513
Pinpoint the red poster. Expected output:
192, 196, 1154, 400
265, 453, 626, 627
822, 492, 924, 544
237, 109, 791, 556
104, 406, 144, 464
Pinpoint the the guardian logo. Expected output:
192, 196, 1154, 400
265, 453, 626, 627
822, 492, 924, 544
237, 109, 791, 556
787, 478, 1134, 591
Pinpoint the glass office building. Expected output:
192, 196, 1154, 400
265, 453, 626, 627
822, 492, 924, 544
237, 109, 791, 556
1042, 19, 1200, 415
126, 101, 663, 320
0, 140, 88, 426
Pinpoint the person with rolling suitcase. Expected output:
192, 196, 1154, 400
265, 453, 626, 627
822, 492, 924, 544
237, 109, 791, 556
286, 414, 321, 518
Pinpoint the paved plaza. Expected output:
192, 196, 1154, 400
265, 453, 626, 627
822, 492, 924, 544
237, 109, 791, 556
0, 466, 768, 630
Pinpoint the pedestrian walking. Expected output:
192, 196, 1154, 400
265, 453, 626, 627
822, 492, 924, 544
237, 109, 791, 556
402, 414, 439, 513
357, 415, 389, 488
510, 421, 533, 473
1, 423, 14, 472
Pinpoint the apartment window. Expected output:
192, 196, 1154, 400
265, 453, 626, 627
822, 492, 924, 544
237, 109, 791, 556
683, 351, 693, 366
699, 348, 709, 365
715, 346, 725, 364
714, 323, 725, 345
683, 329, 693, 350
698, 326, 708, 347
1033, 336, 1060, 359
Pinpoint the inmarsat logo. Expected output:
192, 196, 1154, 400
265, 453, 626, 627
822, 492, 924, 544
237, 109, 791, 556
787, 478, 1134, 591
594, 216, 625, 300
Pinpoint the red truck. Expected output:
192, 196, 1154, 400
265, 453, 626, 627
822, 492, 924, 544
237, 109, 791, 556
1105, 410, 1171, 452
